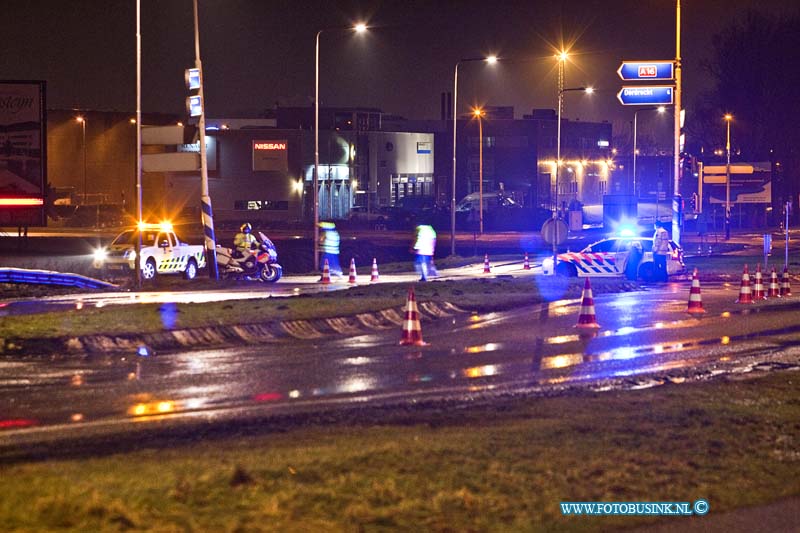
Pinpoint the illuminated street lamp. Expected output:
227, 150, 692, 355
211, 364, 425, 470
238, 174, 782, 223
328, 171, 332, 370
472, 107, 485, 234
633, 105, 667, 197
450, 55, 497, 255
76, 116, 87, 204
314, 23, 368, 271
552, 85, 593, 274
724, 113, 733, 240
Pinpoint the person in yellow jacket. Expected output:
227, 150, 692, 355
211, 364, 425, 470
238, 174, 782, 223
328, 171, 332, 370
319, 221, 342, 277
233, 222, 257, 257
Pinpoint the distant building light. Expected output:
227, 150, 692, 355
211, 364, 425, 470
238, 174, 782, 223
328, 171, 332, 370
597, 140, 610, 147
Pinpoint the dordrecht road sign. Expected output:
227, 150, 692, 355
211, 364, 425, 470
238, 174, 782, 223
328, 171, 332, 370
617, 86, 674, 106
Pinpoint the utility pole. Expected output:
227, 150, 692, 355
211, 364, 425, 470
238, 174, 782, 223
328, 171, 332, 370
672, 0, 682, 245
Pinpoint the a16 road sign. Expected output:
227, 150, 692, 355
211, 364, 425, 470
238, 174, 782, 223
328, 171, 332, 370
617, 61, 674, 81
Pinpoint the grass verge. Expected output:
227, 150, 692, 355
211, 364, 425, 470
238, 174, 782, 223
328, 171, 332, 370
1, 371, 798, 531
0, 276, 635, 341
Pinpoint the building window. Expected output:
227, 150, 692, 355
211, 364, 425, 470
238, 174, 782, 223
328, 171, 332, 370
234, 200, 289, 211
599, 180, 608, 195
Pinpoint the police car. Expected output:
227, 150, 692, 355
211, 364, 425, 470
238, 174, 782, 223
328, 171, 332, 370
92, 222, 206, 280
541, 235, 685, 280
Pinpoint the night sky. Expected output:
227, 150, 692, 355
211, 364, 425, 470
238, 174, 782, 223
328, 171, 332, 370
2, 0, 797, 135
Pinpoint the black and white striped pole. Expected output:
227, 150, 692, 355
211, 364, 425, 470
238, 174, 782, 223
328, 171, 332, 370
191, 0, 218, 279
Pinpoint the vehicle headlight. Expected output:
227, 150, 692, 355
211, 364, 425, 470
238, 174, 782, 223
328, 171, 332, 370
93, 248, 108, 262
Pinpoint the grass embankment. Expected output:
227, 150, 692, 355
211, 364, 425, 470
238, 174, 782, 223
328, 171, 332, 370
2, 372, 799, 531
0, 275, 623, 341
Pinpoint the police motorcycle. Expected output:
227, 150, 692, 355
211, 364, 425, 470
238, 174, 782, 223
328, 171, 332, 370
216, 231, 283, 283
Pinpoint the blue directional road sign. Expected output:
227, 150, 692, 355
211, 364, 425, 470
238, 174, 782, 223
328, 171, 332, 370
617, 61, 674, 81
617, 86, 674, 106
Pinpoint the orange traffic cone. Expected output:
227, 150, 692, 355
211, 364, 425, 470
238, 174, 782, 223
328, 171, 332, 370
781, 266, 792, 296
736, 264, 753, 303
320, 259, 331, 284
348, 258, 358, 284
768, 267, 781, 298
752, 264, 765, 300
687, 268, 706, 314
483, 254, 491, 274
399, 286, 428, 346
370, 258, 380, 282
575, 277, 601, 329
523, 252, 531, 270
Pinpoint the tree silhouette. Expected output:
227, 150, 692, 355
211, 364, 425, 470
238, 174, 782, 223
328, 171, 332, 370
691, 9, 800, 211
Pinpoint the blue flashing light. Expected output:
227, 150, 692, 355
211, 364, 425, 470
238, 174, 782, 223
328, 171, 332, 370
137, 345, 152, 357
618, 226, 637, 238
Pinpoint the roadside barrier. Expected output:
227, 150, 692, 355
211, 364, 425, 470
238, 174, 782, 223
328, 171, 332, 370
686, 268, 706, 314
370, 258, 380, 282
752, 264, 766, 300
399, 286, 428, 346
575, 277, 601, 329
768, 267, 780, 298
781, 266, 792, 296
484, 254, 491, 274
348, 258, 357, 284
736, 264, 753, 304
523, 252, 530, 270
320, 259, 331, 285
0, 268, 116, 290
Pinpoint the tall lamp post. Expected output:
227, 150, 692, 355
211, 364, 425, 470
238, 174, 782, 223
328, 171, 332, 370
724, 113, 733, 240
632, 106, 667, 198
552, 86, 593, 274
314, 23, 367, 271
472, 107, 485, 234
450, 55, 497, 256
76, 116, 87, 204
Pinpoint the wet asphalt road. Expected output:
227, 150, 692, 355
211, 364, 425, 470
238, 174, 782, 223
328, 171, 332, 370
2, 281, 799, 449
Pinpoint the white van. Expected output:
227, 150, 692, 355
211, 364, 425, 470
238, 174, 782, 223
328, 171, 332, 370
455, 192, 520, 213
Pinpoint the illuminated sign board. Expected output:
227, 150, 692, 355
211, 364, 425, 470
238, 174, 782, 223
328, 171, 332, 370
253, 140, 288, 172
616, 86, 674, 105
0, 81, 46, 226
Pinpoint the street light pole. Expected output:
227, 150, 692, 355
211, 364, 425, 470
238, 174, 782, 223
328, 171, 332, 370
725, 113, 733, 240
473, 108, 485, 234
633, 106, 667, 198
314, 23, 367, 271
76, 116, 86, 203
450, 56, 497, 256
552, 86, 593, 275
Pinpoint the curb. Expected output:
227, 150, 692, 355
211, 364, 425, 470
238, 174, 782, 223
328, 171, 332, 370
0, 301, 467, 357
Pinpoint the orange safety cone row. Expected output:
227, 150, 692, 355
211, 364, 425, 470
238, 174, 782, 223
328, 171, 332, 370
781, 266, 792, 296
575, 277, 601, 329
320, 259, 331, 285
370, 258, 380, 282
348, 258, 357, 284
686, 268, 706, 314
768, 267, 781, 298
483, 254, 491, 274
399, 286, 428, 346
736, 264, 752, 304
523, 252, 531, 270
752, 264, 766, 300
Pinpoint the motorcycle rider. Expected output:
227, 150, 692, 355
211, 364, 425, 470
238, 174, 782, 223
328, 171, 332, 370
233, 222, 257, 258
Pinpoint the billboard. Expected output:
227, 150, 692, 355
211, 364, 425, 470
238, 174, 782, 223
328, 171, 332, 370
0, 81, 46, 226
702, 162, 772, 204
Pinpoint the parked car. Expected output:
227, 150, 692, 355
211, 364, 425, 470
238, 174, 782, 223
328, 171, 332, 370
541, 236, 685, 280
68, 204, 126, 228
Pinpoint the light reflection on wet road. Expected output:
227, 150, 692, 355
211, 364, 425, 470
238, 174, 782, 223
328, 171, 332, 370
2, 282, 800, 444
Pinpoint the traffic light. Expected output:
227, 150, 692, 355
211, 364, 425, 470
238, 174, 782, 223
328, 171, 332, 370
185, 68, 201, 117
